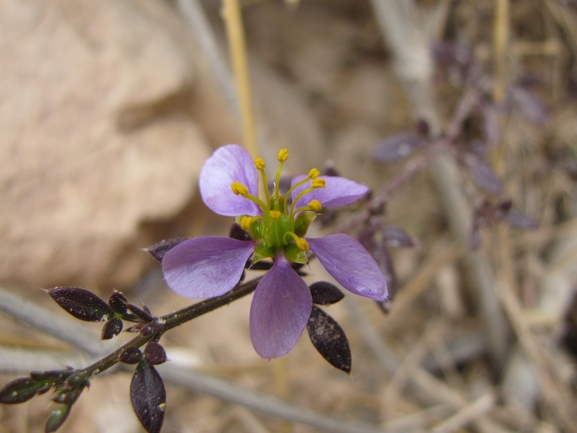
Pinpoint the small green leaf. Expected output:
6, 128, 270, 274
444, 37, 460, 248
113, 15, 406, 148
45, 404, 72, 433
0, 377, 41, 404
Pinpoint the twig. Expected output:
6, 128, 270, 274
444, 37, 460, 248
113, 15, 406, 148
160, 363, 387, 433
0, 347, 97, 374
222, 0, 259, 157
177, 0, 239, 118
430, 391, 497, 433
369, 0, 509, 367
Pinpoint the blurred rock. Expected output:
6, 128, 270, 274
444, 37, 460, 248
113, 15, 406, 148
0, 0, 211, 291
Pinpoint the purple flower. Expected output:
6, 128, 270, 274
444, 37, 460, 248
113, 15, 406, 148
162, 145, 387, 359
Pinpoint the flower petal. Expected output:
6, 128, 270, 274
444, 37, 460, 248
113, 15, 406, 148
291, 175, 369, 210
199, 144, 261, 217
308, 234, 388, 301
250, 255, 312, 359
162, 236, 254, 298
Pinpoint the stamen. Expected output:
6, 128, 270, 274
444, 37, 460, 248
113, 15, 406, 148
307, 200, 322, 212
240, 216, 253, 231
312, 178, 326, 189
277, 149, 289, 162
308, 168, 320, 179
231, 181, 249, 196
255, 158, 270, 203
230, 181, 268, 212
270, 210, 281, 220
296, 238, 309, 251
284, 176, 313, 212
254, 158, 266, 170
283, 232, 309, 251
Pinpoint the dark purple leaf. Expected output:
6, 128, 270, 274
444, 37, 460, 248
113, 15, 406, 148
131, 360, 166, 433
469, 139, 491, 158
127, 304, 154, 322
30, 370, 74, 383
322, 165, 340, 177
229, 223, 252, 241
101, 317, 123, 340
249, 261, 273, 271
120, 347, 144, 364
510, 87, 548, 125
145, 343, 167, 365
0, 378, 42, 404
383, 226, 416, 248
45, 404, 72, 433
416, 119, 430, 137
307, 306, 351, 373
108, 291, 128, 315
358, 225, 398, 299
466, 155, 503, 196
49, 287, 113, 322
147, 238, 186, 262
431, 42, 473, 79
371, 240, 398, 300
373, 133, 423, 162
309, 282, 344, 305
507, 210, 540, 230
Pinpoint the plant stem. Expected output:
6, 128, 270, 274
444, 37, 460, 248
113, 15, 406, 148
80, 277, 261, 378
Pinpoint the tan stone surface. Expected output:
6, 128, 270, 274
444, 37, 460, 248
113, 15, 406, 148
0, 0, 210, 290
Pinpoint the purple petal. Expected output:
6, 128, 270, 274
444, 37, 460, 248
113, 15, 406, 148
308, 234, 388, 301
291, 175, 369, 210
162, 236, 254, 298
199, 144, 261, 217
250, 255, 312, 359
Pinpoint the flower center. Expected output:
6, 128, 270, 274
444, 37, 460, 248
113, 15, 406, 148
230, 149, 325, 264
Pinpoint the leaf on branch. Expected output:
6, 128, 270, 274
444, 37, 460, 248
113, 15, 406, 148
131, 360, 166, 433
101, 317, 123, 340
309, 282, 344, 305
307, 306, 351, 373
146, 238, 187, 262
229, 223, 252, 241
510, 86, 548, 125
108, 291, 128, 315
507, 209, 540, 230
383, 226, 417, 248
48, 287, 114, 322
120, 347, 144, 364
372, 133, 423, 162
0, 377, 42, 404
45, 404, 72, 433
145, 343, 167, 365
465, 155, 504, 196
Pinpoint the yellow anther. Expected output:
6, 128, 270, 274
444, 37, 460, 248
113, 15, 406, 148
231, 181, 249, 196
277, 149, 289, 162
296, 238, 309, 251
311, 178, 326, 189
240, 216, 253, 231
270, 210, 281, 220
254, 158, 266, 170
307, 200, 322, 212
308, 168, 320, 179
